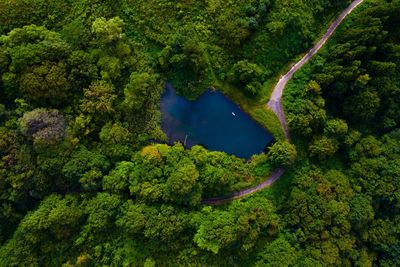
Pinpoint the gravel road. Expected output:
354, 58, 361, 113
202, 0, 364, 205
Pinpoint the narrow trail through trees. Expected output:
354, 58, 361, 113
202, 0, 365, 205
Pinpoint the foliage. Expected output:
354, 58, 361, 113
0, 0, 399, 266
62, 146, 110, 189
80, 80, 117, 116
282, 1, 400, 266
267, 141, 297, 167
20, 108, 66, 145
255, 236, 298, 267
227, 60, 265, 95
122, 72, 162, 112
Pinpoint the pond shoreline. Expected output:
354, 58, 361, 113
160, 83, 274, 159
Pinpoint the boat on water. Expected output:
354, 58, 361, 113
232, 112, 236, 116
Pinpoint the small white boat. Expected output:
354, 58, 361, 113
232, 112, 236, 116
184, 134, 188, 147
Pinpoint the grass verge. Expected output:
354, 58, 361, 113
214, 80, 286, 141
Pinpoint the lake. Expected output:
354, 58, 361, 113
160, 83, 274, 159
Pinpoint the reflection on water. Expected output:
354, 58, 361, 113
161, 83, 274, 159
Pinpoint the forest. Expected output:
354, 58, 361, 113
0, 0, 399, 266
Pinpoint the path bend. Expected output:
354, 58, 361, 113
202, 0, 365, 205
268, 0, 364, 140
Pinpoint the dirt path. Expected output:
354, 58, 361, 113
268, 0, 364, 139
202, 0, 364, 205
201, 168, 285, 205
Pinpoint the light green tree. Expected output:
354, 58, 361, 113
267, 141, 297, 167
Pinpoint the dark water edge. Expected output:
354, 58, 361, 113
160, 83, 274, 159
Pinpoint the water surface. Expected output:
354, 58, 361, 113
161, 83, 273, 159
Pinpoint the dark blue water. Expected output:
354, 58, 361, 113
160, 83, 274, 159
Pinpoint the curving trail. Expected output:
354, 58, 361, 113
267, 0, 364, 140
202, 0, 364, 205
201, 168, 285, 205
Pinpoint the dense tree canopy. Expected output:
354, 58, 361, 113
282, 1, 400, 265
0, 0, 399, 266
